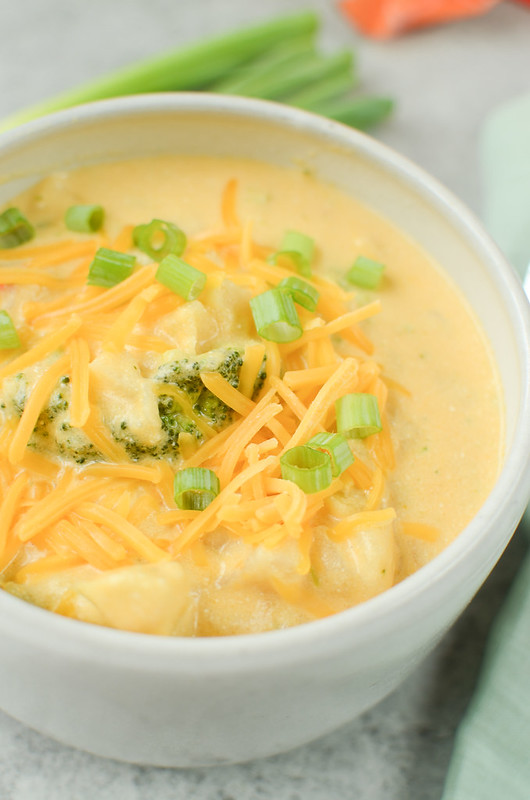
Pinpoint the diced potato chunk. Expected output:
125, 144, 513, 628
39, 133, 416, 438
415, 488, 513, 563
73, 562, 194, 635
205, 279, 254, 341
155, 300, 218, 354
90, 352, 163, 447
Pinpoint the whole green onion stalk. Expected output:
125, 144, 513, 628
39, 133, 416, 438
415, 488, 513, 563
0, 12, 393, 134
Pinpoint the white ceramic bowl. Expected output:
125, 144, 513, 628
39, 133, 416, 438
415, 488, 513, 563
0, 94, 529, 768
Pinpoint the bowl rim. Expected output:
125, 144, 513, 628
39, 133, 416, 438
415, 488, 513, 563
1, 92, 529, 666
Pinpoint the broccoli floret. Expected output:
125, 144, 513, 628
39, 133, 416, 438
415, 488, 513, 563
2, 345, 266, 466
155, 357, 203, 403
118, 439, 159, 462
216, 350, 244, 388
194, 390, 231, 429
155, 347, 245, 432
109, 421, 157, 462
156, 347, 242, 390
157, 395, 203, 455
252, 354, 267, 399
5, 373, 27, 417
109, 396, 204, 461
25, 374, 101, 465
3, 371, 71, 423
53, 424, 101, 465
194, 350, 244, 430
33, 382, 70, 438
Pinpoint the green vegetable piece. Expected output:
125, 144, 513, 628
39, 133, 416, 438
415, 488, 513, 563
316, 96, 394, 131
0, 208, 34, 249
270, 229, 315, 277
211, 34, 316, 96
250, 288, 303, 343
133, 218, 187, 261
155, 254, 206, 300
286, 58, 356, 109
87, 247, 136, 288
279, 49, 355, 105
347, 256, 385, 290
307, 432, 354, 477
174, 467, 220, 510
280, 445, 333, 493
278, 276, 319, 311
155, 348, 245, 432
65, 204, 104, 233
0, 310, 21, 349
336, 393, 382, 439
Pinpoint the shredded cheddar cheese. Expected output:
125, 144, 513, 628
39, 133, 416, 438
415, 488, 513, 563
69, 337, 91, 427
0, 316, 82, 382
0, 473, 28, 556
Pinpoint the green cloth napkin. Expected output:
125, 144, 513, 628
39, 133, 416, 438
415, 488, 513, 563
481, 92, 530, 280
441, 93, 530, 800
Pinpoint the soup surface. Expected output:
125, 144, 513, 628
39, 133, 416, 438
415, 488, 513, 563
0, 156, 502, 635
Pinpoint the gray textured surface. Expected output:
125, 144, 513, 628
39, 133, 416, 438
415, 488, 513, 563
1, 1, 529, 798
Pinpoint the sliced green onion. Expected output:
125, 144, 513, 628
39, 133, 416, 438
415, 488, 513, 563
269, 229, 315, 277
278, 276, 319, 311
307, 432, 354, 477
280, 445, 332, 493
133, 218, 187, 261
0, 311, 21, 349
87, 247, 136, 288
174, 467, 220, 510
347, 256, 385, 290
0, 208, 35, 249
336, 393, 382, 439
155, 254, 206, 300
64, 204, 104, 233
250, 288, 303, 343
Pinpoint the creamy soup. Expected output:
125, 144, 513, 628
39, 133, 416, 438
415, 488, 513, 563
0, 156, 502, 636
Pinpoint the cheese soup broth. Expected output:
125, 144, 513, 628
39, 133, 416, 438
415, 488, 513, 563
0, 155, 502, 635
